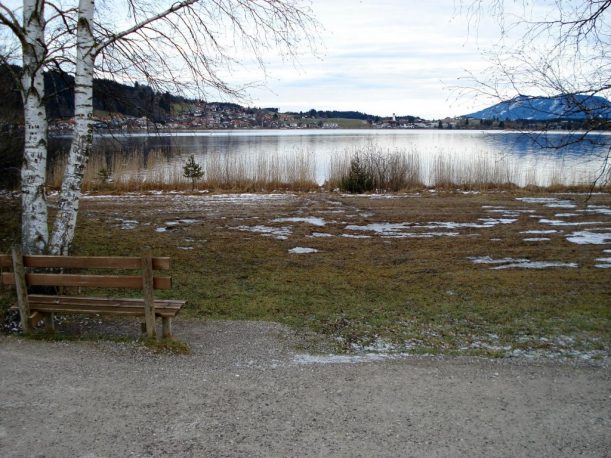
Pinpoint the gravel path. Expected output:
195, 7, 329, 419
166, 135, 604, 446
1, 320, 609, 457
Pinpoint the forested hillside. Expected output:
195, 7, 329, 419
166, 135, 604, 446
0, 66, 193, 123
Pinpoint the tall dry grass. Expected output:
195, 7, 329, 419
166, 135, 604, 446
46, 145, 609, 193
48, 149, 319, 192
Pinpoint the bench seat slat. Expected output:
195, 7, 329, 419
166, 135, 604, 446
11, 295, 184, 317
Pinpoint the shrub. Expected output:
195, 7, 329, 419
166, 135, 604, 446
340, 155, 375, 193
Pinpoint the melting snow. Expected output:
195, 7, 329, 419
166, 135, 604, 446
493, 261, 577, 269
469, 256, 529, 264
116, 219, 138, 230
583, 205, 611, 216
309, 232, 334, 238
345, 223, 409, 235
594, 256, 611, 268
273, 217, 327, 227
520, 230, 558, 234
344, 223, 460, 238
468, 256, 577, 269
288, 247, 319, 254
516, 197, 576, 208
538, 219, 603, 227
523, 237, 551, 242
554, 213, 579, 218
236, 225, 292, 240
565, 231, 611, 245
166, 218, 199, 226
423, 218, 517, 229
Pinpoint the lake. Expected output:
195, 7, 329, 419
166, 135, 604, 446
50, 129, 611, 187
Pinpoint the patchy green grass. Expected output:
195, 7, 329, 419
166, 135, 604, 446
1, 190, 609, 358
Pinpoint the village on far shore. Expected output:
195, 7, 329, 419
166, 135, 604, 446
47, 101, 590, 134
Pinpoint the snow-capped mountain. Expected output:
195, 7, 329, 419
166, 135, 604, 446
466, 95, 611, 121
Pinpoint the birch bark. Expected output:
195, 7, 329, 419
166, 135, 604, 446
49, 0, 96, 255
20, 0, 48, 255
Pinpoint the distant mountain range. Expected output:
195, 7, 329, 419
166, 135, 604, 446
466, 94, 611, 121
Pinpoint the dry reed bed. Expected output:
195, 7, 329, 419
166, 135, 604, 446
46, 147, 610, 193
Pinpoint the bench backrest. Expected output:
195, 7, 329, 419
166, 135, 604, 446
0, 254, 172, 290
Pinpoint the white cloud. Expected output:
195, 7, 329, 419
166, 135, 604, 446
237, 0, 505, 118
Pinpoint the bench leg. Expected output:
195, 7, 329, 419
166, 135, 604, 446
43, 312, 55, 333
162, 317, 172, 338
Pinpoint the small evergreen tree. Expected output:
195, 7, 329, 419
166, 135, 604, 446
340, 156, 374, 193
183, 155, 204, 190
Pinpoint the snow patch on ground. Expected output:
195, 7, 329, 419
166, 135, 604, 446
492, 261, 577, 269
273, 217, 327, 227
344, 218, 516, 237
166, 219, 199, 227
345, 223, 409, 235
520, 230, 558, 234
516, 197, 576, 208
539, 219, 603, 227
565, 231, 611, 245
486, 208, 536, 216
288, 247, 319, 254
344, 223, 460, 238
309, 232, 333, 238
468, 256, 577, 269
115, 219, 138, 230
469, 256, 529, 264
594, 257, 611, 269
236, 225, 292, 240
583, 205, 611, 216
523, 237, 551, 242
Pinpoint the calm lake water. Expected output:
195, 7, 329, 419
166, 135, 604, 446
50, 129, 611, 186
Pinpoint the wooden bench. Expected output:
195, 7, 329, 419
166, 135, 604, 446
0, 246, 185, 338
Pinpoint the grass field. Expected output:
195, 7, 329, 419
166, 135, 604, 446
1, 190, 609, 360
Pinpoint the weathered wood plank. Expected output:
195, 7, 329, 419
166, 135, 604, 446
162, 317, 172, 338
43, 312, 55, 333
27, 294, 184, 309
1, 272, 172, 289
0, 254, 11, 268
24, 304, 179, 314
11, 300, 183, 317
17, 255, 171, 270
142, 247, 156, 338
11, 246, 31, 334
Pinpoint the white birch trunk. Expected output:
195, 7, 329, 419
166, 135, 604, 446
49, 0, 96, 255
20, 0, 48, 255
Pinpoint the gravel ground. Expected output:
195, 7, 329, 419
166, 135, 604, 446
1, 320, 609, 457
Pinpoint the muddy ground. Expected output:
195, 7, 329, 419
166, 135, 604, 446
1, 320, 610, 457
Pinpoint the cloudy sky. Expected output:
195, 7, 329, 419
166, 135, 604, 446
242, 0, 504, 119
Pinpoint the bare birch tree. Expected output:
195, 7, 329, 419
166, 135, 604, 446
0, 0, 316, 255
460, 0, 610, 184
1, 1, 49, 254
